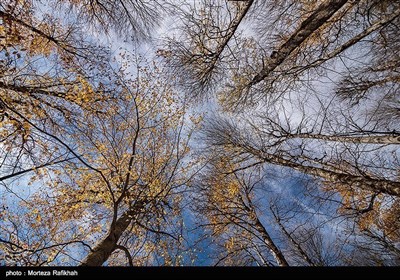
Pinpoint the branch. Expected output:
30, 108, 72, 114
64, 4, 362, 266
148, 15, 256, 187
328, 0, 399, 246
0, 238, 93, 255
0, 10, 86, 58
290, 8, 400, 75
1, 101, 116, 204
115, 245, 133, 266
270, 206, 315, 266
135, 221, 178, 241
0, 157, 75, 181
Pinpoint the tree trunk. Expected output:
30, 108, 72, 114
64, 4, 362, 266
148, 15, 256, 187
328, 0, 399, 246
213, 0, 254, 56
296, 9, 400, 73
293, 133, 400, 145
272, 210, 315, 266
80, 211, 132, 266
251, 211, 289, 266
277, 156, 400, 197
245, 146, 400, 197
250, 0, 348, 86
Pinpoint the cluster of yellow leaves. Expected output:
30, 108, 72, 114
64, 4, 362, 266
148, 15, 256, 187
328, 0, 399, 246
220, 230, 254, 266
1, 2, 58, 57
380, 199, 400, 241
0, 21, 24, 50
325, 181, 399, 242
205, 156, 246, 236
0, 2, 105, 165
19, 179, 105, 248
27, 22, 57, 57
67, 76, 97, 104
208, 158, 240, 204
357, 198, 400, 243
217, 38, 259, 110
224, 236, 237, 251
0, 115, 32, 148
0, 24, 6, 45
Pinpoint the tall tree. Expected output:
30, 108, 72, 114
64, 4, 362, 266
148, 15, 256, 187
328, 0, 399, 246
194, 155, 360, 266
204, 117, 400, 197
0, 56, 202, 266
167, 0, 400, 107
2, 0, 399, 267
166, 1, 400, 261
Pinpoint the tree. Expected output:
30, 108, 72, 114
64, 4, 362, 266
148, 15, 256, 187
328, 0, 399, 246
167, 0, 400, 107
0, 51, 202, 266
2, 0, 399, 267
56, 0, 170, 41
165, 0, 256, 94
204, 116, 400, 197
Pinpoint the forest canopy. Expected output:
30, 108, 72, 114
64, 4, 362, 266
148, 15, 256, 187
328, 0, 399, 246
1, 0, 399, 266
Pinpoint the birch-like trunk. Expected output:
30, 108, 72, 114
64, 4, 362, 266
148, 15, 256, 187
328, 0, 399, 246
245, 146, 400, 197
276, 156, 400, 197
293, 133, 400, 145
252, 212, 289, 266
250, 0, 348, 86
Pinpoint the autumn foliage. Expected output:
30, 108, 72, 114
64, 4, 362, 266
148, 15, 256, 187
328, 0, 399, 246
1, 0, 399, 266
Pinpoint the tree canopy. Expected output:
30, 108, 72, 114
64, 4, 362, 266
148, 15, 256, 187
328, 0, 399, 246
1, 0, 399, 266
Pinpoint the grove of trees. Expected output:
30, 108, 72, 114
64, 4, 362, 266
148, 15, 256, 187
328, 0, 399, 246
1, 0, 399, 266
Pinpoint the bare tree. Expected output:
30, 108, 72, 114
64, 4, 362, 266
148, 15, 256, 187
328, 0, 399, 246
165, 0, 400, 108
165, 0, 256, 94
204, 117, 400, 196
57, 0, 172, 41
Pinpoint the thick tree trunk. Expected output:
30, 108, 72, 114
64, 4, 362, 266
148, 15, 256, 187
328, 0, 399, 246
80, 211, 132, 266
299, 9, 400, 72
250, 0, 348, 86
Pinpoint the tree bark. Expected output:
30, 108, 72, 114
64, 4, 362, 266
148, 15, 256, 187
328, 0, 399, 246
80, 210, 133, 266
249, 0, 348, 86
278, 156, 400, 197
244, 146, 400, 197
292, 133, 400, 145
212, 0, 254, 59
271, 209, 315, 266
292, 9, 400, 74
251, 211, 289, 266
